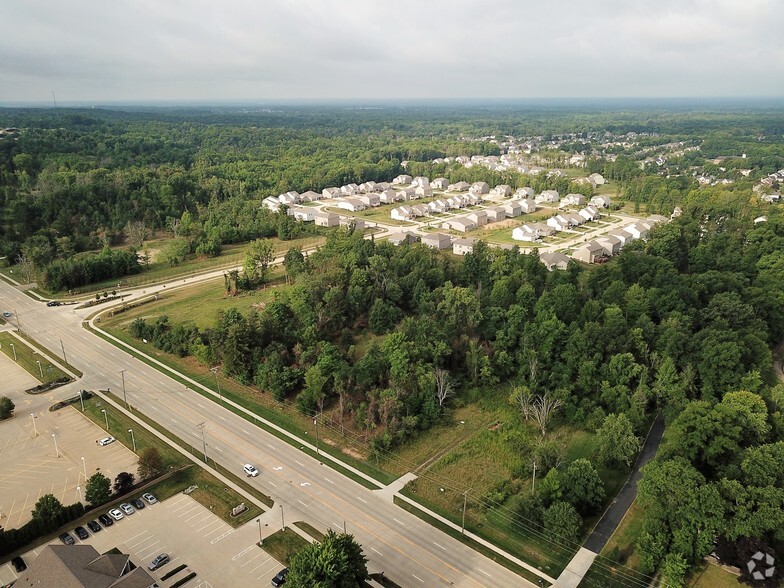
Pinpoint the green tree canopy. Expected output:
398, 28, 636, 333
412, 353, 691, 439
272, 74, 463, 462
596, 413, 641, 469
287, 530, 368, 588
85, 472, 111, 506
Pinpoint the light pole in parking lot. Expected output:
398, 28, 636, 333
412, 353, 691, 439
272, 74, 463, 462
76, 486, 82, 503
9, 342, 16, 361
81, 457, 87, 480
257, 518, 263, 546
36, 360, 43, 379
52, 433, 60, 458
79, 389, 85, 411
30, 413, 37, 437
101, 409, 109, 430
128, 429, 136, 452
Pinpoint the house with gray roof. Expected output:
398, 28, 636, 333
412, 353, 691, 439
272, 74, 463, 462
314, 211, 339, 227
421, 233, 453, 250
388, 231, 420, 246
452, 238, 477, 256
572, 241, 606, 263
540, 251, 571, 271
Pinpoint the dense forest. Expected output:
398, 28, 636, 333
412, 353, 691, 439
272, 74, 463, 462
2, 103, 784, 585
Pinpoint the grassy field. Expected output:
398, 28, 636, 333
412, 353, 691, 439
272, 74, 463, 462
600, 500, 645, 570
687, 562, 741, 588
293, 521, 324, 541
0, 332, 70, 384
260, 528, 310, 564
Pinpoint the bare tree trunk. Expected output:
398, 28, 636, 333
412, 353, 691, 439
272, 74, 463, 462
531, 393, 562, 437
16, 252, 35, 283
433, 367, 455, 407
125, 220, 149, 248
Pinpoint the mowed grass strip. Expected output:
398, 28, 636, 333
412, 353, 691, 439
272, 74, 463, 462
0, 332, 71, 383
260, 527, 310, 565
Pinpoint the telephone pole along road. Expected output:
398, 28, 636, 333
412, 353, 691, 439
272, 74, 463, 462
1, 277, 548, 587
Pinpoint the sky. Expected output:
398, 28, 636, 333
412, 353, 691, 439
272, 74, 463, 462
1, 0, 783, 103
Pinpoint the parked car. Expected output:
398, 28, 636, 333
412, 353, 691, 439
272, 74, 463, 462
108, 508, 124, 521
98, 513, 114, 526
97, 436, 115, 446
11, 556, 26, 572
131, 497, 145, 510
142, 492, 158, 505
59, 532, 75, 545
243, 464, 259, 477
148, 553, 170, 571
87, 520, 102, 533
74, 526, 89, 540
119, 503, 135, 515
2, 311, 11, 318
271, 568, 288, 587
46, 301, 60, 307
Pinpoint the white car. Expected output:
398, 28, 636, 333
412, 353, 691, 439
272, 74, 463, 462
142, 492, 158, 505
98, 436, 115, 446
119, 502, 135, 515
243, 464, 259, 477
108, 508, 124, 521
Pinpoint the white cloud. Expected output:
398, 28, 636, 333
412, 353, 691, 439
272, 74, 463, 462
0, 0, 782, 102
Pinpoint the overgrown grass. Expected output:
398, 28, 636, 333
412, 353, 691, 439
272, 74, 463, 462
687, 562, 741, 588
0, 332, 70, 384
260, 528, 309, 565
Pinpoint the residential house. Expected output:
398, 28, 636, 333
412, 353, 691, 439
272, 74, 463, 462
671, 206, 683, 219
391, 206, 413, 221
379, 189, 398, 204
340, 183, 359, 196
608, 229, 634, 247
490, 184, 512, 198
466, 210, 488, 227
359, 181, 377, 193
536, 189, 560, 204
761, 193, 781, 203
431, 177, 449, 190
392, 174, 413, 185
503, 201, 523, 217
565, 212, 585, 226
428, 199, 450, 214
262, 196, 281, 212
447, 196, 464, 209
560, 193, 586, 208
539, 251, 571, 271
547, 216, 570, 232
519, 199, 536, 213
339, 217, 365, 231
412, 176, 431, 189
13, 544, 156, 588
314, 211, 339, 227
278, 191, 300, 205
647, 214, 668, 225
452, 238, 477, 256
624, 222, 649, 240
578, 206, 600, 222
486, 206, 507, 222
590, 195, 612, 208
336, 198, 367, 212
415, 185, 434, 198
376, 181, 392, 191
356, 193, 381, 207
442, 217, 477, 232
514, 187, 535, 199
595, 235, 622, 256
449, 181, 471, 192
299, 190, 321, 202
388, 231, 420, 246
512, 222, 553, 242
588, 172, 606, 186
421, 233, 453, 250
411, 204, 430, 217
397, 187, 417, 201
470, 181, 490, 195
321, 187, 341, 199
572, 241, 606, 263
288, 206, 315, 222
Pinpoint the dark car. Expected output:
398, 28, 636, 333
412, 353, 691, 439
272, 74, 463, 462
74, 526, 89, 540
148, 553, 170, 571
131, 498, 145, 510
271, 568, 288, 587
59, 532, 75, 545
87, 520, 102, 533
98, 513, 114, 527
11, 556, 26, 572
46, 301, 60, 307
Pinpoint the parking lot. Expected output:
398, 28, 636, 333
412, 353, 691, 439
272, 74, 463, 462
0, 494, 283, 587
0, 349, 39, 396
0, 405, 138, 528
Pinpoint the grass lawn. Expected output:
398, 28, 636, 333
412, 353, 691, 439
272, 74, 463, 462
0, 332, 70, 384
260, 528, 310, 565
687, 562, 741, 588
293, 521, 324, 541
600, 500, 645, 570
322, 206, 415, 227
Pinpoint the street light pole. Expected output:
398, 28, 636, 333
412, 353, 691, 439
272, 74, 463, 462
81, 457, 87, 480
280, 505, 285, 529
9, 342, 16, 361
30, 413, 37, 436
52, 433, 59, 458
36, 360, 43, 379
197, 422, 207, 462
128, 429, 136, 452
76, 486, 82, 502
314, 414, 320, 456
101, 409, 109, 430
257, 518, 263, 546
462, 490, 469, 534
79, 389, 84, 411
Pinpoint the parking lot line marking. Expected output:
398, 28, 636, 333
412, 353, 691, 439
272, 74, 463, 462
128, 535, 155, 549
232, 546, 255, 561
170, 418, 177, 423
240, 553, 263, 567
204, 524, 229, 537
177, 391, 183, 396
197, 403, 205, 408
333, 522, 342, 529
210, 529, 234, 544
185, 510, 208, 522
371, 547, 383, 556
477, 568, 492, 578
126, 530, 152, 544
268, 481, 277, 487
249, 557, 273, 573
196, 519, 223, 533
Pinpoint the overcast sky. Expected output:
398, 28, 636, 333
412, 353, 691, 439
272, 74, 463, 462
1, 0, 783, 103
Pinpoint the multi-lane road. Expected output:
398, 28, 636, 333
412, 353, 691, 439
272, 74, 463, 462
0, 276, 538, 587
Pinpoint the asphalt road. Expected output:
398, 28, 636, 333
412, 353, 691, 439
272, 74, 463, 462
0, 278, 534, 587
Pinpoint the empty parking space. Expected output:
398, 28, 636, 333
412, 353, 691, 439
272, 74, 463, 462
0, 406, 138, 528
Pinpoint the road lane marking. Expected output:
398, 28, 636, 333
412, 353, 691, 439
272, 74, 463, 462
371, 547, 383, 556
266, 443, 274, 449
197, 403, 205, 408
412, 574, 424, 583
355, 496, 367, 504
324, 477, 334, 484
477, 568, 492, 578
295, 460, 304, 467
242, 429, 250, 435
433, 541, 446, 550
297, 499, 308, 507
218, 415, 226, 421
393, 518, 405, 526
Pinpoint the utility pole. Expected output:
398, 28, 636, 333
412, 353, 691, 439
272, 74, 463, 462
461, 490, 469, 534
197, 422, 207, 462
128, 429, 136, 452
532, 460, 537, 493
13, 308, 21, 333
119, 370, 128, 409
313, 413, 320, 456
210, 366, 222, 402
